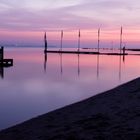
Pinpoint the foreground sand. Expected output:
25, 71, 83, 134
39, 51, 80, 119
1, 78, 140, 140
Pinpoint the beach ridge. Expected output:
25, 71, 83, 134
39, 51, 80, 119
1, 77, 140, 139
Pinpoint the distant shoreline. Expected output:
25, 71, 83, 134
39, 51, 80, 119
1, 78, 140, 139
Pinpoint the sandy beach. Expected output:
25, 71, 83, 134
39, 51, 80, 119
0, 78, 140, 139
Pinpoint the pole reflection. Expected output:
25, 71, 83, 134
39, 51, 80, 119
43, 52, 127, 82
97, 54, 100, 79
119, 55, 125, 81
0, 67, 4, 79
44, 52, 48, 73
60, 53, 63, 76
77, 54, 80, 77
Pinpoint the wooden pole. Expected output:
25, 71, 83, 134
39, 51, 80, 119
78, 29, 81, 52
44, 32, 47, 52
97, 28, 100, 53
120, 27, 123, 54
60, 30, 63, 51
0, 46, 4, 60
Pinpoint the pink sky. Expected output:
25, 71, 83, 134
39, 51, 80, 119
0, 0, 140, 47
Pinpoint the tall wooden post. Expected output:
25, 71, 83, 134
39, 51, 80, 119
0, 46, 4, 60
44, 32, 47, 52
97, 28, 100, 53
120, 27, 123, 54
78, 29, 81, 52
60, 30, 63, 51
0, 47, 5, 78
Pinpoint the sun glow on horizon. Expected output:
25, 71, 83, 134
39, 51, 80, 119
1, 28, 140, 48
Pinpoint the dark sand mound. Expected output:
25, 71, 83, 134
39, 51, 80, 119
1, 78, 140, 140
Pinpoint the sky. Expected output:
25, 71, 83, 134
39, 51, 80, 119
0, 0, 140, 47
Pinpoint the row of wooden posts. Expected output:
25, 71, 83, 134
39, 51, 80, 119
44, 27, 124, 54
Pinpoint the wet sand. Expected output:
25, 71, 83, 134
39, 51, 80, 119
0, 78, 140, 140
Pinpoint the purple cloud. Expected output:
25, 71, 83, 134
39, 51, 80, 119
0, 0, 140, 31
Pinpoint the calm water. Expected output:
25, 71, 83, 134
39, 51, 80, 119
0, 47, 140, 130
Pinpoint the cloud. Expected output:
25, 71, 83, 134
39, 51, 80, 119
0, 0, 84, 10
0, 0, 140, 31
0, 5, 103, 31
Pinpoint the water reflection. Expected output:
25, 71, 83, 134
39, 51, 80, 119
60, 53, 63, 75
0, 48, 139, 131
119, 55, 126, 81
96, 54, 100, 79
44, 53, 81, 77
77, 54, 80, 76
44, 52, 47, 73
123, 54, 125, 63
119, 55, 122, 81
43, 52, 126, 80
0, 66, 4, 78
0, 64, 13, 79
